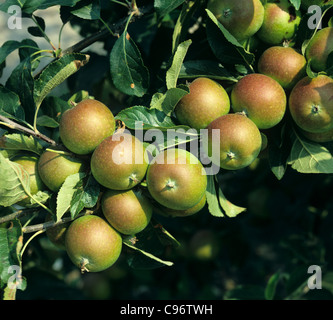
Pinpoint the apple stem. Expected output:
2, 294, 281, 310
227, 151, 235, 159
166, 180, 176, 189
311, 105, 320, 114
129, 173, 139, 184
80, 258, 90, 274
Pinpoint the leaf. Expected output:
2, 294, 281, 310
0, 86, 25, 121
0, 219, 25, 299
289, 0, 301, 10
150, 86, 189, 116
179, 60, 239, 82
70, 0, 101, 20
205, 175, 224, 217
0, 153, 30, 207
166, 39, 192, 90
206, 9, 255, 67
27, 15, 46, 37
21, 0, 81, 14
288, 129, 333, 174
172, 0, 204, 53
70, 174, 100, 219
56, 172, 86, 221
6, 57, 35, 124
0, 40, 39, 78
115, 105, 190, 130
0, 133, 44, 155
34, 53, 90, 109
0, 1, 26, 12
265, 271, 281, 300
36, 115, 59, 128
218, 187, 246, 218
154, 0, 185, 17
268, 123, 293, 180
122, 222, 176, 269
110, 31, 149, 97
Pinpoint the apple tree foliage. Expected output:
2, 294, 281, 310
1, 0, 333, 300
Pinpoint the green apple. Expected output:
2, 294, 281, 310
257, 0, 301, 45
101, 189, 153, 235
204, 113, 262, 170
59, 99, 115, 155
65, 215, 122, 273
91, 132, 148, 190
38, 149, 86, 192
231, 73, 287, 129
146, 148, 207, 211
258, 46, 307, 91
207, 0, 265, 41
175, 77, 230, 130
289, 75, 333, 133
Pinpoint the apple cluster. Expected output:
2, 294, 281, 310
206, 0, 333, 144
13, 0, 333, 274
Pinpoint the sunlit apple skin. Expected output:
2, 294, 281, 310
146, 148, 207, 211
257, 46, 307, 91
203, 113, 262, 170
38, 149, 86, 192
91, 132, 148, 190
207, 0, 264, 41
257, 0, 301, 45
305, 27, 333, 72
289, 75, 333, 133
65, 215, 122, 273
231, 73, 287, 129
59, 99, 116, 155
175, 77, 230, 130
101, 189, 153, 235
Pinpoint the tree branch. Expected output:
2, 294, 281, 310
59, 4, 152, 55
0, 208, 38, 224
22, 210, 94, 233
0, 115, 58, 146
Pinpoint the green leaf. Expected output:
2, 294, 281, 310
179, 60, 239, 82
21, 0, 81, 14
27, 15, 46, 37
56, 172, 86, 221
123, 222, 176, 269
288, 129, 333, 174
0, 133, 44, 155
36, 115, 59, 128
0, 154, 30, 207
0, 87, 25, 121
218, 187, 246, 218
34, 53, 90, 109
206, 9, 255, 67
172, 0, 205, 53
70, 174, 100, 219
110, 31, 149, 97
150, 86, 189, 116
166, 39, 192, 90
265, 271, 281, 300
0, 219, 25, 298
115, 105, 189, 130
0, 0, 26, 12
289, 0, 301, 10
154, 0, 185, 17
0, 40, 39, 78
205, 175, 224, 217
70, 0, 101, 20
6, 57, 35, 124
